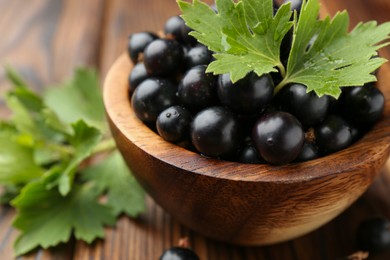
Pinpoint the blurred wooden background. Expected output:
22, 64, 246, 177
0, 0, 390, 259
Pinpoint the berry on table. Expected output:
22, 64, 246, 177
357, 217, 390, 255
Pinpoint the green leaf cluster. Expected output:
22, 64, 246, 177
0, 68, 145, 256
178, 0, 390, 98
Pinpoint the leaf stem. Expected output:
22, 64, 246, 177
277, 63, 286, 78
274, 78, 289, 95
91, 138, 116, 155
46, 143, 74, 157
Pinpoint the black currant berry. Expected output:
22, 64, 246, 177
129, 63, 149, 95
217, 72, 274, 115
128, 32, 158, 63
191, 106, 243, 158
314, 115, 352, 155
178, 65, 218, 112
238, 144, 265, 164
156, 106, 192, 143
252, 111, 304, 165
357, 217, 390, 254
283, 0, 303, 14
185, 44, 213, 69
277, 83, 329, 126
160, 247, 200, 260
295, 141, 319, 162
131, 78, 178, 124
143, 39, 184, 76
164, 15, 196, 46
341, 84, 385, 125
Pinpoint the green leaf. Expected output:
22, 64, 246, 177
282, 0, 390, 98
11, 181, 115, 256
0, 134, 43, 185
0, 185, 22, 205
5, 66, 29, 89
178, 0, 293, 82
82, 151, 145, 217
58, 120, 102, 196
44, 68, 106, 130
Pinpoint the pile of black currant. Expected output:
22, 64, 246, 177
127, 0, 385, 165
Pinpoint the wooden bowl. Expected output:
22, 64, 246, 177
103, 53, 390, 246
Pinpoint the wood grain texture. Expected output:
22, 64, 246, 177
0, 0, 390, 259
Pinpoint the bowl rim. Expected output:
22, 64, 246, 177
103, 52, 390, 184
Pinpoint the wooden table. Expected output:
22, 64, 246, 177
0, 0, 390, 259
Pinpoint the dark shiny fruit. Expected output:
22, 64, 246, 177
131, 78, 178, 123
160, 247, 200, 260
128, 63, 149, 94
295, 141, 319, 162
252, 112, 304, 165
143, 39, 184, 76
217, 73, 274, 115
128, 32, 158, 63
185, 44, 213, 69
283, 0, 303, 13
156, 106, 192, 143
314, 115, 352, 155
178, 65, 218, 112
191, 106, 243, 158
342, 84, 385, 125
238, 144, 265, 164
357, 217, 390, 254
277, 83, 329, 126
164, 15, 196, 46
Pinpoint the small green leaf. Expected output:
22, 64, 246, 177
82, 151, 145, 217
12, 181, 115, 256
282, 0, 390, 97
58, 120, 102, 196
5, 66, 29, 89
178, 0, 293, 82
44, 68, 105, 130
0, 134, 43, 185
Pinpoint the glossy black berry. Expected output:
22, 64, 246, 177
252, 112, 304, 165
178, 65, 218, 112
238, 144, 265, 164
357, 217, 390, 254
217, 73, 274, 115
128, 32, 158, 63
341, 84, 385, 125
143, 39, 184, 76
277, 83, 329, 126
164, 16, 196, 46
129, 63, 149, 94
185, 45, 213, 69
314, 115, 352, 155
191, 106, 243, 158
295, 141, 319, 162
157, 106, 192, 143
160, 247, 200, 260
131, 78, 178, 124
283, 0, 303, 14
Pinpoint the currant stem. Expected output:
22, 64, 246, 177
91, 138, 117, 155
274, 78, 289, 95
277, 63, 286, 78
